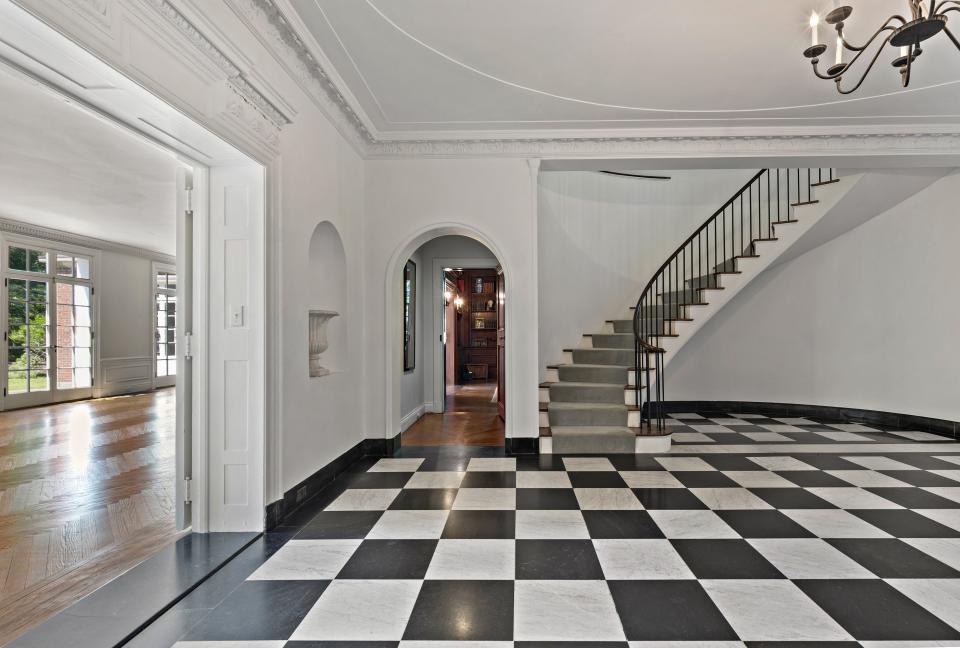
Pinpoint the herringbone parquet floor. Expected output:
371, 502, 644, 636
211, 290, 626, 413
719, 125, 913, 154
0, 389, 181, 645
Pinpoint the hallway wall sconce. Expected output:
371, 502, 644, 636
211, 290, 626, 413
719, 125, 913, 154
444, 289, 453, 306
454, 296, 464, 313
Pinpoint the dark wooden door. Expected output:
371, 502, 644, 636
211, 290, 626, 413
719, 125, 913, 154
497, 269, 505, 421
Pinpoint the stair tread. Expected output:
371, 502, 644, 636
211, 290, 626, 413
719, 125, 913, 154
549, 381, 628, 388
811, 178, 840, 187
584, 333, 632, 337
542, 401, 640, 411
540, 426, 672, 438
791, 199, 819, 207
551, 426, 636, 438
556, 363, 629, 369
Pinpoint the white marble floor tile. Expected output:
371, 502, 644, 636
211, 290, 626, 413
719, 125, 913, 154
859, 641, 960, 647
562, 457, 615, 471
656, 457, 715, 471
887, 579, 960, 632
806, 487, 903, 509
758, 424, 805, 433
627, 643, 746, 648
826, 470, 912, 488
574, 488, 644, 510
248, 539, 360, 580
400, 642, 512, 648
672, 432, 716, 443
748, 456, 816, 471
663, 419, 687, 427
516, 509, 590, 539
814, 431, 872, 442
690, 488, 773, 510
173, 642, 284, 648
516, 470, 573, 488
915, 509, 960, 533
774, 417, 817, 425
923, 487, 960, 504
902, 538, 960, 571
465, 457, 516, 472
424, 539, 515, 580
930, 470, 960, 483
887, 430, 952, 441
708, 419, 748, 426
514, 580, 626, 642
783, 509, 892, 538
670, 413, 705, 420
701, 579, 852, 642
325, 488, 401, 511
647, 510, 741, 539
405, 471, 465, 489
936, 456, 960, 467
593, 539, 695, 580
290, 579, 422, 641
452, 488, 516, 510
741, 432, 793, 442
842, 456, 919, 471
619, 471, 685, 489
368, 458, 425, 473
828, 423, 880, 432
367, 510, 450, 539
691, 424, 737, 433
722, 471, 798, 488
748, 538, 874, 579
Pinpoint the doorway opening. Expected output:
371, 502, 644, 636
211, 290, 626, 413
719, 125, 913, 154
397, 235, 506, 447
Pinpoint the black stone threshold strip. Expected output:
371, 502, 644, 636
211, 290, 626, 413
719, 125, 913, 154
8, 532, 259, 648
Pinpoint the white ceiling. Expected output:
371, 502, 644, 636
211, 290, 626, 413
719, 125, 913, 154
0, 69, 179, 255
292, 0, 960, 137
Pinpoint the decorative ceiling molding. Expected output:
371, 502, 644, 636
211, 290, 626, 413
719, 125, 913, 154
149, 0, 290, 130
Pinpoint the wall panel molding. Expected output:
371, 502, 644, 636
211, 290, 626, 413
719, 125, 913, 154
97, 356, 154, 397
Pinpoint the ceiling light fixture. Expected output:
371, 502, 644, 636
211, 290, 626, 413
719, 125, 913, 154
803, 1, 960, 94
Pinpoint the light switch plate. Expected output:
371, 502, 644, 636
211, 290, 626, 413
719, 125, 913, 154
229, 304, 244, 327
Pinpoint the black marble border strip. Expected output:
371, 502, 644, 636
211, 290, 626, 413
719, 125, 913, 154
505, 437, 538, 455
654, 400, 959, 439
265, 433, 401, 530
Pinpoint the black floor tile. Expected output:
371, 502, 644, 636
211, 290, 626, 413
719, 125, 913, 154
743, 643, 860, 648
183, 580, 328, 641
796, 579, 960, 641
775, 470, 851, 487
673, 471, 739, 488
403, 580, 513, 641
341, 472, 413, 489
849, 509, 960, 538
750, 488, 837, 509
516, 539, 604, 579
568, 471, 628, 488
608, 580, 738, 641
516, 643, 628, 648
716, 510, 816, 538
582, 510, 665, 539
892, 453, 960, 469
517, 488, 580, 510
881, 470, 960, 487
388, 488, 458, 510
285, 643, 398, 647
296, 511, 384, 540
670, 539, 784, 579
441, 510, 515, 539
633, 488, 708, 510
701, 455, 765, 471
337, 539, 437, 579
516, 455, 566, 471
795, 455, 862, 470
827, 538, 960, 578
607, 454, 667, 470
461, 471, 516, 488
865, 487, 960, 509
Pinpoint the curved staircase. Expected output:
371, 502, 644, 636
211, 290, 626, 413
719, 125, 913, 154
540, 168, 847, 454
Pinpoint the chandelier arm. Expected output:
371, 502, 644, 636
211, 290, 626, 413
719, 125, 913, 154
943, 25, 960, 51
836, 16, 905, 52
822, 26, 898, 78
941, 5, 960, 16
835, 33, 897, 94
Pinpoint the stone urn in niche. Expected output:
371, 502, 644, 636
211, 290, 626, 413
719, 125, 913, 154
308, 310, 339, 377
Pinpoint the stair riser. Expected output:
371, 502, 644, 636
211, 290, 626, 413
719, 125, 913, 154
558, 365, 628, 384
540, 387, 645, 406
584, 334, 634, 350
539, 410, 644, 428
549, 384, 624, 404
604, 320, 674, 335
548, 407, 627, 427
571, 348, 634, 366
544, 367, 648, 387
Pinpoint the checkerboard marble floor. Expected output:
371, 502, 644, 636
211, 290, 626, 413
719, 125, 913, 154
166, 412, 960, 648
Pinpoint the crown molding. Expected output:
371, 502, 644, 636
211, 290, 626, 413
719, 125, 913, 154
0, 216, 176, 264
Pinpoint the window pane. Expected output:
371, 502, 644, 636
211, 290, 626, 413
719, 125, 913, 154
166, 329, 176, 343
156, 360, 167, 377
8, 346, 25, 369
9, 279, 26, 301
56, 282, 72, 305
29, 281, 47, 303
74, 368, 92, 388
73, 285, 90, 307
29, 250, 48, 273
31, 348, 49, 369
74, 257, 90, 279
155, 273, 166, 290
57, 369, 74, 389
8, 247, 27, 271
156, 343, 167, 360
8, 371, 26, 394
9, 301, 25, 325
165, 274, 177, 290
57, 348, 74, 369
56, 254, 73, 276
57, 304, 74, 328
31, 371, 49, 392
29, 301, 47, 322
74, 348, 91, 368
74, 327, 91, 347
167, 359, 176, 376
167, 343, 176, 357
75, 306, 90, 327
28, 325, 48, 347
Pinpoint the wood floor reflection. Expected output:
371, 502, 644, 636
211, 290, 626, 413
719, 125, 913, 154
402, 381, 505, 446
0, 389, 180, 645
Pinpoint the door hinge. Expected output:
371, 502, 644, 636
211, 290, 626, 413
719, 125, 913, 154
183, 332, 193, 359
184, 476, 192, 504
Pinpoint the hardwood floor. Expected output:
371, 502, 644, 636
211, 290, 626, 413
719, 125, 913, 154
401, 381, 505, 446
0, 389, 181, 645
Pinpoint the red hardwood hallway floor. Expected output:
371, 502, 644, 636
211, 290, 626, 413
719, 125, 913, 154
0, 389, 182, 645
401, 381, 505, 446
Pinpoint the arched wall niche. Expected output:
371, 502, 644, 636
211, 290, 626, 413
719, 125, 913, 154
307, 221, 348, 375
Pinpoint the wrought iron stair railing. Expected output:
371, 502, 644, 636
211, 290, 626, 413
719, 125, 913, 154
634, 168, 836, 430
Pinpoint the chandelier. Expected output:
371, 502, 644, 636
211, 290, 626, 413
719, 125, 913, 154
803, 1, 960, 93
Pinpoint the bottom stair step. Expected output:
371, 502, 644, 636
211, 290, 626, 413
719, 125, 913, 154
551, 426, 636, 454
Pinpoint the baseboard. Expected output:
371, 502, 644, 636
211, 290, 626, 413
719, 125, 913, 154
653, 400, 960, 439
505, 437, 538, 455
400, 405, 426, 432
265, 432, 401, 530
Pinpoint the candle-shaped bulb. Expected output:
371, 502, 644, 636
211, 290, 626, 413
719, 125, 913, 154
810, 11, 820, 46
836, 34, 843, 64
901, 45, 908, 58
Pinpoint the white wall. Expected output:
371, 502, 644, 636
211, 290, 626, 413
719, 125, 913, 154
538, 169, 756, 375
667, 170, 960, 422
364, 158, 538, 441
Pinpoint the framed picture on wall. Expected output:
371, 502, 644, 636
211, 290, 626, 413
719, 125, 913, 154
403, 260, 416, 371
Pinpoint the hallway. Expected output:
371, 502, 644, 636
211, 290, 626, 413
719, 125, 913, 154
0, 390, 180, 644
402, 382, 505, 446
